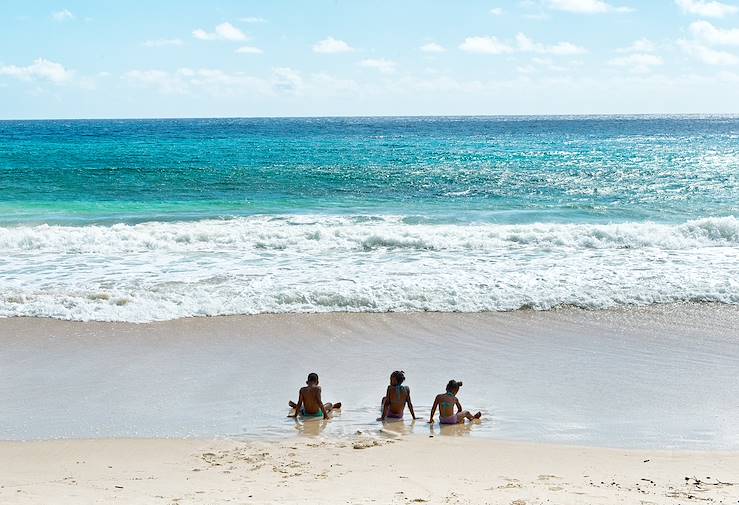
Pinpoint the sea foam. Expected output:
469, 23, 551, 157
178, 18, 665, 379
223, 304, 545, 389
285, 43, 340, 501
0, 215, 737, 321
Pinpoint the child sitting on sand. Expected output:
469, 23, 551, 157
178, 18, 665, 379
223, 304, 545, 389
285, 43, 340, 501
428, 380, 481, 424
378, 370, 418, 421
288, 372, 341, 419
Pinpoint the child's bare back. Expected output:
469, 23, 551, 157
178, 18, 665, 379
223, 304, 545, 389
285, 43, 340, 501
298, 384, 324, 415
379, 370, 417, 421
288, 373, 341, 419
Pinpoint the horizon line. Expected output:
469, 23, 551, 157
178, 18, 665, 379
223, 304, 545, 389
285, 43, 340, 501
3, 112, 739, 122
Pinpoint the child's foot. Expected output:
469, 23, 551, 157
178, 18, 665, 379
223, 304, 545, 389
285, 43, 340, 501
473, 411, 482, 419
288, 401, 297, 408
333, 402, 342, 410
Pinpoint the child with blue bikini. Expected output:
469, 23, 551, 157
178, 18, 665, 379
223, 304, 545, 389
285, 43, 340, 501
288, 372, 341, 419
378, 370, 418, 421
428, 379, 481, 424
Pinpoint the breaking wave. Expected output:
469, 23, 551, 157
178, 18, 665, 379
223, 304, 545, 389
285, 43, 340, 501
0, 215, 737, 321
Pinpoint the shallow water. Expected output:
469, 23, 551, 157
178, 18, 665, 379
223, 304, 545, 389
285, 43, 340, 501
1, 305, 737, 449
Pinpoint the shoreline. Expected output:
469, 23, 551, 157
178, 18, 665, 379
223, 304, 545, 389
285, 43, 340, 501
2, 302, 738, 448
1, 298, 735, 325
2, 436, 738, 504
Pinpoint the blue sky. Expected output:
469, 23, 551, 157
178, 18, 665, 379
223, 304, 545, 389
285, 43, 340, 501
2, 0, 739, 118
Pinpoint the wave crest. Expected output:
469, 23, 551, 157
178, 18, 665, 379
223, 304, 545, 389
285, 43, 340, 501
0, 215, 737, 321
1, 216, 737, 254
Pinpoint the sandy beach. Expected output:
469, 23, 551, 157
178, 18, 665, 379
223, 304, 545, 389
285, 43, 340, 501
2, 436, 738, 505
2, 304, 738, 503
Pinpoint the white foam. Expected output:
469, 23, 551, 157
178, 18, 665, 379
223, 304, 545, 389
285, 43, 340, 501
0, 215, 737, 321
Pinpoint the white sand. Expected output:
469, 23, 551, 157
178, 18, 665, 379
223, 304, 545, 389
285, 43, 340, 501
2, 305, 738, 503
1, 436, 738, 504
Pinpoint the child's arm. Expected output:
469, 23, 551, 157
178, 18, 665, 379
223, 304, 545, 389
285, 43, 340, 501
455, 397, 463, 414
379, 386, 392, 420
288, 390, 302, 417
406, 388, 418, 420
317, 387, 330, 419
427, 396, 438, 423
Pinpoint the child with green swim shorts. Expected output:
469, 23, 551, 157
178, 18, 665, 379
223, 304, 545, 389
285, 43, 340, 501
288, 372, 341, 419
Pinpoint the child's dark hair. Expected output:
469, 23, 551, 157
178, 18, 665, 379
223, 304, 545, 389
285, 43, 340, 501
391, 370, 406, 385
446, 379, 463, 392
306, 372, 319, 384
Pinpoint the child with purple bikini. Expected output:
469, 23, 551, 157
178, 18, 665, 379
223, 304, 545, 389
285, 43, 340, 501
378, 370, 418, 421
428, 379, 481, 425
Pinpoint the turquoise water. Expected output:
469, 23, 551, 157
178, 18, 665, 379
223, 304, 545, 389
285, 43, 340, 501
2, 116, 737, 224
0, 116, 737, 321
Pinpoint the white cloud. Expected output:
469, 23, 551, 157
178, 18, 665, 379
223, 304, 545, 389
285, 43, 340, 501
544, 42, 587, 55
312, 37, 355, 53
123, 66, 368, 102
359, 58, 397, 73
192, 22, 248, 42
675, 0, 738, 18
460, 34, 586, 55
124, 70, 188, 95
459, 36, 514, 54
547, 0, 633, 13
272, 67, 304, 94
192, 29, 210, 40
0, 58, 73, 84
529, 57, 569, 72
608, 53, 664, 72
616, 38, 657, 53
52, 9, 74, 22
515, 33, 588, 55
490, 7, 504, 15
124, 67, 273, 96
239, 16, 266, 23
420, 42, 446, 53
236, 46, 264, 54
142, 38, 184, 48
689, 20, 739, 45
678, 39, 739, 64
309, 73, 360, 95
517, 64, 537, 74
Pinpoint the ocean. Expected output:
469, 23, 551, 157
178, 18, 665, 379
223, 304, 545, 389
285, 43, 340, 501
1, 116, 737, 322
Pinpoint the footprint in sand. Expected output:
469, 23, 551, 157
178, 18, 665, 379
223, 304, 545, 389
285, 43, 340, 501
537, 474, 560, 481
496, 481, 522, 490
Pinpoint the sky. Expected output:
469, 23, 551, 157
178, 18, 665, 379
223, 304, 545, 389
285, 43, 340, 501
2, 0, 739, 118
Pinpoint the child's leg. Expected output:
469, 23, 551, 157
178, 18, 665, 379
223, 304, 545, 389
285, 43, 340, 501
289, 401, 297, 408
321, 402, 342, 414
457, 410, 482, 422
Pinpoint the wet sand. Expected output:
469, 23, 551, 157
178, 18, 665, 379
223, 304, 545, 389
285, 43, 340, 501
1, 303, 738, 448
